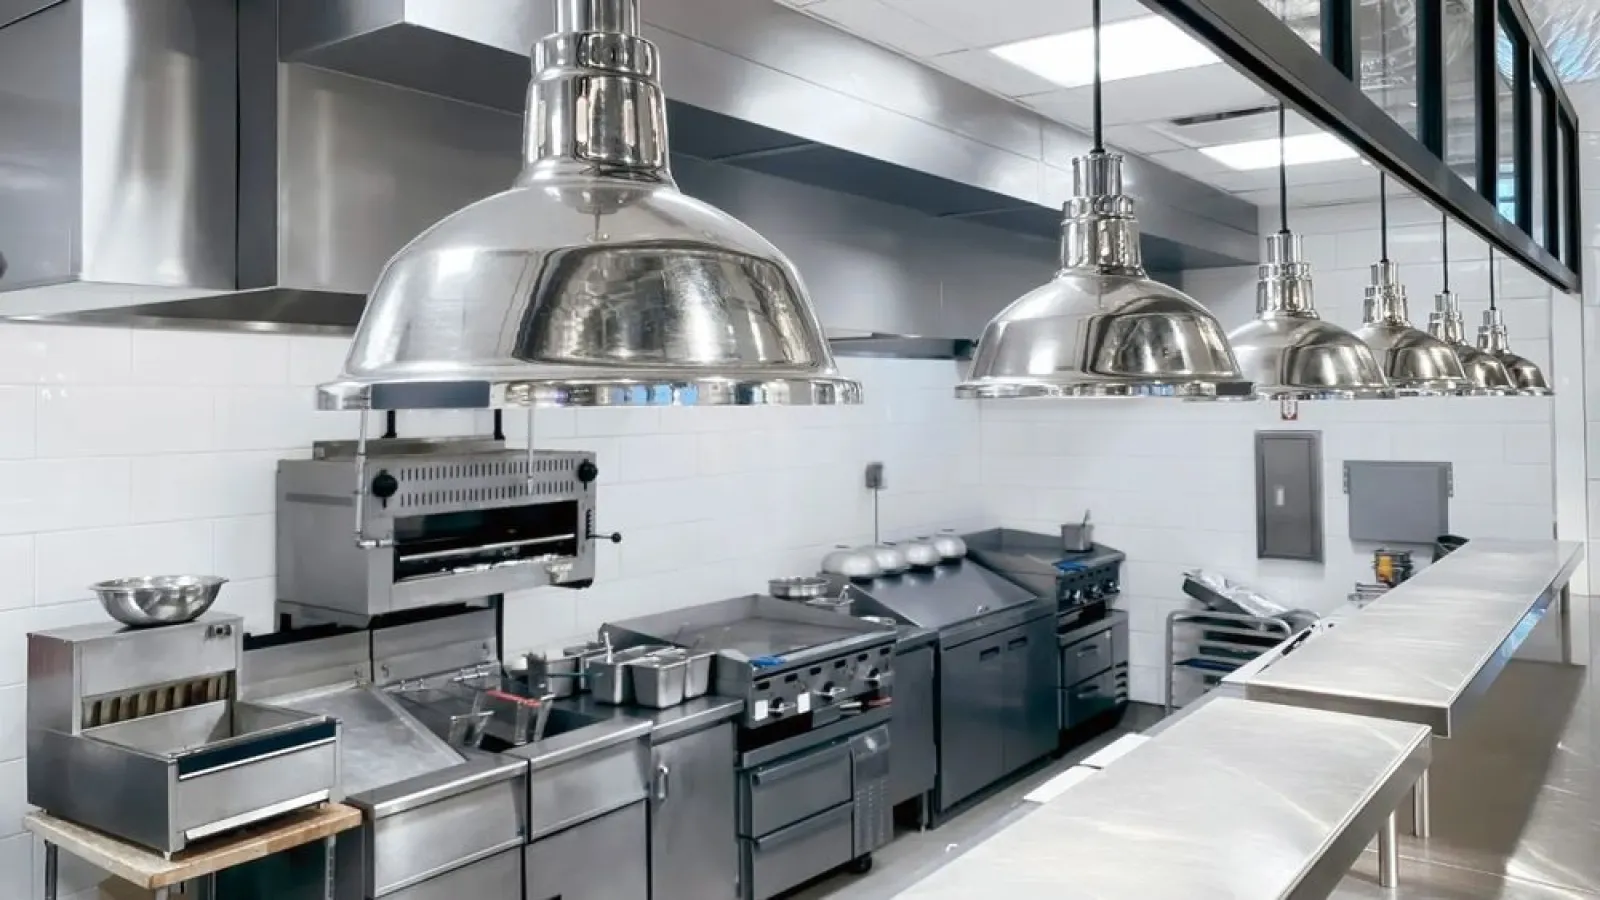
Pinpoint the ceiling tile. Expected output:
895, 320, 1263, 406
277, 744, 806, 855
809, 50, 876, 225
879, 0, 1146, 49
1024, 67, 1269, 128
929, 48, 1061, 98
1102, 124, 1188, 155
805, 0, 966, 57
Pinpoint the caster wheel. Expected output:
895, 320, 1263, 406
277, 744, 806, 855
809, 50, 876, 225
848, 855, 874, 875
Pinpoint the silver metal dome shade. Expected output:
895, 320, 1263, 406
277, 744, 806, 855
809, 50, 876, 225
1427, 291, 1515, 395
1227, 232, 1393, 400
1354, 261, 1468, 396
318, 0, 860, 411
956, 152, 1250, 400
1477, 308, 1553, 396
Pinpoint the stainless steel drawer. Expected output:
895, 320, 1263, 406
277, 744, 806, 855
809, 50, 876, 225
525, 801, 648, 900
1061, 628, 1116, 685
528, 736, 649, 840
741, 803, 854, 900
367, 766, 528, 897
1061, 666, 1127, 730
740, 739, 852, 837
382, 846, 522, 900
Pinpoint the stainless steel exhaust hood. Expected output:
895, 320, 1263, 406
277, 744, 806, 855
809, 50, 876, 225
0, 0, 1256, 344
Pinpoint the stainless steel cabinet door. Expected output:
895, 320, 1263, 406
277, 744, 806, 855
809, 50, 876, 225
525, 802, 648, 900
937, 637, 1007, 808
889, 645, 936, 806
1005, 617, 1060, 770
652, 723, 738, 900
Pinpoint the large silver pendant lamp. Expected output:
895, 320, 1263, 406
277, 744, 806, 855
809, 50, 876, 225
1226, 106, 1392, 400
1477, 249, 1553, 395
955, 0, 1249, 400
318, 0, 861, 411
1426, 217, 1514, 395
1354, 176, 1469, 396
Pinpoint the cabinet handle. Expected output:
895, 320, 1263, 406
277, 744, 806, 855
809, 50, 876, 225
1074, 685, 1101, 699
979, 646, 1001, 661
1008, 636, 1028, 650
655, 763, 670, 803
1076, 645, 1100, 658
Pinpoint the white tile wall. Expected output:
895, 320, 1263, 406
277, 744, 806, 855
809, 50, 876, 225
982, 195, 1562, 705
0, 322, 990, 900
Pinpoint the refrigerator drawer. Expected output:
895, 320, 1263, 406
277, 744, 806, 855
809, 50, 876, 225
1061, 666, 1128, 730
740, 803, 854, 900
740, 738, 852, 837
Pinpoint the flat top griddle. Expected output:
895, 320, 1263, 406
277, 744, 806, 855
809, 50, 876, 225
845, 560, 1042, 631
606, 594, 895, 667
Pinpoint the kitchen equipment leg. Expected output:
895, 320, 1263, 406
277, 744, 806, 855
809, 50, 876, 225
43, 842, 57, 900
189, 874, 217, 900
1378, 811, 1399, 888
322, 835, 337, 900
1411, 770, 1431, 838
1560, 584, 1574, 665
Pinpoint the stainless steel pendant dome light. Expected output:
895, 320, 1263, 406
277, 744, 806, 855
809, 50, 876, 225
1426, 217, 1514, 395
955, 0, 1249, 401
1477, 249, 1553, 396
1227, 106, 1392, 401
319, 0, 861, 410
1354, 176, 1468, 396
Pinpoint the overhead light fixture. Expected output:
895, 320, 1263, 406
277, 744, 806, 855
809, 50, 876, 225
1200, 133, 1358, 171
958, 0, 1250, 401
1227, 105, 1392, 401
318, 0, 861, 411
989, 16, 1218, 89
1426, 217, 1514, 396
1477, 249, 1553, 396
1354, 175, 1468, 396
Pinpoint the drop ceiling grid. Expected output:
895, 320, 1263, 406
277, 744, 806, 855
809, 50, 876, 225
773, 0, 1386, 205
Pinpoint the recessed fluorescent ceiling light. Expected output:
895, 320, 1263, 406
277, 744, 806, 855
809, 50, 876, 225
990, 17, 1218, 88
1200, 133, 1358, 170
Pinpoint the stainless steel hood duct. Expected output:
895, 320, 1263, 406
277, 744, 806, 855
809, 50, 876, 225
318, 0, 859, 410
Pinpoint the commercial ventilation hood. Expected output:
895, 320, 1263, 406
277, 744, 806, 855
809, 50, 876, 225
0, 0, 1257, 343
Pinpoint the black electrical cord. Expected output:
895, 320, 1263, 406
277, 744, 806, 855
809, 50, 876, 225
1091, 0, 1104, 153
1489, 248, 1499, 311
1277, 103, 1290, 234
1379, 172, 1390, 262
1440, 215, 1451, 293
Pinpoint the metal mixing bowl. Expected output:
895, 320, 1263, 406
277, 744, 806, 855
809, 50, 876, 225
90, 575, 228, 627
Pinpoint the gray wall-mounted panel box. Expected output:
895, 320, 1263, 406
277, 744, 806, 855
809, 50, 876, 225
1344, 460, 1452, 544
1256, 431, 1323, 562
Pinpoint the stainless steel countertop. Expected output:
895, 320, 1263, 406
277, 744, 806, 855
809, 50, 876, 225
895, 697, 1431, 900
1244, 539, 1584, 737
558, 694, 745, 744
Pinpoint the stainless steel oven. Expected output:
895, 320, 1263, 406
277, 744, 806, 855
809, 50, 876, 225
278, 437, 606, 627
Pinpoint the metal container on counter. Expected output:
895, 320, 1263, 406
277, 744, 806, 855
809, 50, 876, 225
630, 653, 689, 709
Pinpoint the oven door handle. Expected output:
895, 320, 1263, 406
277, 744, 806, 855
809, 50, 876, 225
397, 534, 578, 563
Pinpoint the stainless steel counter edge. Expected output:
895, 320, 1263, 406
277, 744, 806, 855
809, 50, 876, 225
347, 748, 527, 819
1243, 539, 1585, 737
505, 716, 653, 772
558, 694, 746, 744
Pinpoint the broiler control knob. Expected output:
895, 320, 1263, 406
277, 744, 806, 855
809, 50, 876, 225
576, 459, 599, 484
371, 470, 399, 500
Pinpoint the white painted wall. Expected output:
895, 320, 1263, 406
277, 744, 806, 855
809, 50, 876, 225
980, 195, 1560, 706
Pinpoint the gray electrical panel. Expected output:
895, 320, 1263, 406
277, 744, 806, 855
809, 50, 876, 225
1344, 460, 1452, 544
1256, 431, 1323, 562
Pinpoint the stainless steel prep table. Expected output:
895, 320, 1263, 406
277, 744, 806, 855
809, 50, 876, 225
1243, 539, 1585, 737
893, 698, 1432, 899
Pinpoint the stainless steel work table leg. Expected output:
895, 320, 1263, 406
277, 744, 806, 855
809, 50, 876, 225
43, 842, 57, 900
1378, 811, 1400, 888
1412, 769, 1431, 838
39, 835, 340, 900
1560, 584, 1574, 665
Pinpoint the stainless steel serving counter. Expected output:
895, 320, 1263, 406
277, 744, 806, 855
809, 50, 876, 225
895, 698, 1431, 899
1244, 539, 1585, 738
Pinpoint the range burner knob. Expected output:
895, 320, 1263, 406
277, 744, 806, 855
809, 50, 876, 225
371, 470, 399, 504
576, 459, 599, 484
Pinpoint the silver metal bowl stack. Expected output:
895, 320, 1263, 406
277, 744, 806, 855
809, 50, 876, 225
90, 575, 228, 627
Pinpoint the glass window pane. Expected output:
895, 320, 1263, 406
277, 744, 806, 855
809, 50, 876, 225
1256, 0, 1322, 51
1358, 0, 1418, 136
1553, 114, 1566, 259
1496, 19, 1517, 222
1443, 1, 1478, 188
1532, 76, 1547, 246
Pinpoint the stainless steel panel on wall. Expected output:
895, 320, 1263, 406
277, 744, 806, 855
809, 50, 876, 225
0, 0, 236, 295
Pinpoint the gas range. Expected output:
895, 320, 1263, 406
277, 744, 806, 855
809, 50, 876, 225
1054, 543, 1125, 627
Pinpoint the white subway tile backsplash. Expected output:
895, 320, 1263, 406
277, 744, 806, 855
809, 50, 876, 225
130, 331, 290, 386
617, 433, 698, 483
0, 538, 33, 613
0, 325, 131, 386
0, 757, 23, 839
213, 515, 276, 581
0, 388, 35, 459
0, 685, 22, 763
620, 522, 708, 577
129, 452, 281, 522
287, 336, 352, 386
212, 577, 277, 635
33, 521, 214, 607
37, 386, 215, 458
0, 459, 131, 535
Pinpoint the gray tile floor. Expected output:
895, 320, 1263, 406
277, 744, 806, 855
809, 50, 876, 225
791, 608, 1600, 899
